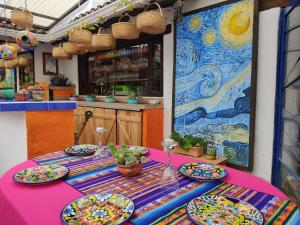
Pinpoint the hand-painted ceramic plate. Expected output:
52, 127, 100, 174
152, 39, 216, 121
64, 144, 100, 156
187, 195, 264, 225
129, 146, 149, 155
61, 193, 135, 225
179, 162, 227, 181
13, 164, 68, 184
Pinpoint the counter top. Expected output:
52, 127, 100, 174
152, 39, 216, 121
0, 101, 77, 112
77, 101, 163, 111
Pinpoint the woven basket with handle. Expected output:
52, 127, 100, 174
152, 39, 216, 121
136, 3, 167, 35
63, 42, 78, 55
11, 8, 33, 29
52, 44, 72, 60
19, 56, 32, 67
92, 27, 116, 50
112, 14, 139, 40
69, 28, 92, 44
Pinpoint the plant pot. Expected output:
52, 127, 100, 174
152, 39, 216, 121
174, 146, 204, 157
69, 96, 78, 101
128, 99, 139, 104
118, 164, 141, 177
86, 96, 96, 102
104, 98, 115, 103
59, 79, 68, 87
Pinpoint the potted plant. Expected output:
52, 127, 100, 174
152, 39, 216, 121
170, 131, 207, 157
127, 92, 141, 104
104, 94, 115, 103
85, 94, 96, 102
68, 22, 98, 44
108, 144, 146, 177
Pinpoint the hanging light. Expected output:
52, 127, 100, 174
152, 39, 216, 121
10, 0, 33, 29
16, 30, 38, 50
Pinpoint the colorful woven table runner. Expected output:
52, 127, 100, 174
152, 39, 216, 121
33, 152, 300, 225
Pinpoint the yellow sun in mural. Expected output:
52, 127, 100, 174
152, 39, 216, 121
204, 30, 216, 45
220, 0, 253, 47
189, 16, 201, 32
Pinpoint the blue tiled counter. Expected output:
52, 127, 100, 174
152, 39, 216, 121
0, 101, 77, 112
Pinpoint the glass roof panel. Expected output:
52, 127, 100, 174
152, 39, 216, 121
0, 0, 82, 27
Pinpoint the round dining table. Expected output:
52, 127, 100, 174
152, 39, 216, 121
0, 148, 299, 225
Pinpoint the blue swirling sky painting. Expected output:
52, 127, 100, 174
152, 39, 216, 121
174, 0, 255, 167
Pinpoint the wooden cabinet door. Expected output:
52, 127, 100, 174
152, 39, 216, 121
74, 107, 94, 144
93, 108, 117, 145
117, 110, 142, 146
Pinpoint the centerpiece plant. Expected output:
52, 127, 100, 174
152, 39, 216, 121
170, 131, 207, 157
108, 144, 146, 176
127, 92, 141, 104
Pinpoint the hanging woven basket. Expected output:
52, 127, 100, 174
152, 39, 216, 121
76, 43, 88, 55
63, 42, 78, 55
87, 44, 98, 53
11, 8, 33, 29
92, 27, 116, 50
52, 44, 72, 60
136, 3, 167, 35
0, 60, 4, 68
68, 28, 92, 44
112, 14, 139, 40
4, 58, 19, 68
19, 56, 32, 67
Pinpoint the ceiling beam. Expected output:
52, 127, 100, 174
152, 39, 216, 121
0, 4, 58, 21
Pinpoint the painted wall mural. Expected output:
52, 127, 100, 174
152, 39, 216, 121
173, 0, 258, 170
0, 69, 16, 100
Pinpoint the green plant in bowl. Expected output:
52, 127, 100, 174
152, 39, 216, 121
104, 94, 115, 103
127, 92, 141, 104
86, 94, 96, 102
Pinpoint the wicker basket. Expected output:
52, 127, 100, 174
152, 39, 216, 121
112, 14, 139, 40
63, 42, 78, 55
0, 60, 4, 68
52, 44, 72, 60
11, 8, 33, 29
19, 57, 32, 67
136, 3, 167, 35
87, 44, 98, 53
92, 27, 116, 50
4, 58, 19, 68
68, 29, 92, 44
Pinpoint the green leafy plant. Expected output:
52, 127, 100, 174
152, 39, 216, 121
170, 131, 207, 150
87, 93, 96, 98
113, 0, 136, 12
127, 91, 141, 100
72, 21, 98, 31
106, 94, 115, 99
108, 144, 146, 167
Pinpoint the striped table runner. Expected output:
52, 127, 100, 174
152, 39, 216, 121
33, 152, 300, 225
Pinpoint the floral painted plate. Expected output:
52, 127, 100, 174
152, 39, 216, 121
13, 164, 68, 184
179, 162, 227, 181
187, 195, 264, 225
129, 146, 149, 155
64, 144, 100, 156
61, 193, 135, 225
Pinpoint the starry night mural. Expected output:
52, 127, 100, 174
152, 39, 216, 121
174, 0, 257, 169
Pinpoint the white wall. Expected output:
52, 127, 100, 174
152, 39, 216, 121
163, 0, 280, 181
0, 112, 27, 176
33, 43, 79, 94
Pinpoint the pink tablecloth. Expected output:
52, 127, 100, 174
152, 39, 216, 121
0, 148, 287, 225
